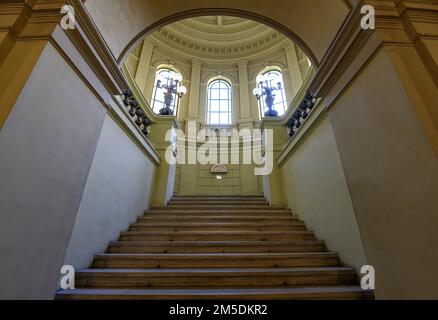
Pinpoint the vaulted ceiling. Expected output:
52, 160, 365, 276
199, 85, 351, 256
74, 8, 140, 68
147, 16, 292, 62
84, 0, 354, 66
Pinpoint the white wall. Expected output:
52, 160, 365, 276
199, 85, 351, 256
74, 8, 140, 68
64, 114, 156, 270
0, 43, 107, 299
281, 117, 367, 272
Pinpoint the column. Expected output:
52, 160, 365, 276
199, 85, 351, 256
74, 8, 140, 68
187, 59, 202, 121
367, 0, 438, 156
134, 41, 154, 96
285, 45, 304, 97
149, 119, 179, 207
0, 0, 65, 129
260, 122, 288, 206
237, 61, 252, 123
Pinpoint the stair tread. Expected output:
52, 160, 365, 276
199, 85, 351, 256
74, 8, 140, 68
121, 231, 313, 235
140, 215, 297, 219
68, 195, 372, 300
78, 267, 354, 274
151, 208, 288, 212
56, 286, 372, 300
132, 222, 303, 226
96, 252, 337, 258
110, 240, 324, 245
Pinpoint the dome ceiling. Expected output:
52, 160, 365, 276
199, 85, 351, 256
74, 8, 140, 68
148, 16, 294, 61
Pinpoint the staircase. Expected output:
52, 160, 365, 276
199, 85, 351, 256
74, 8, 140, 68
56, 196, 373, 300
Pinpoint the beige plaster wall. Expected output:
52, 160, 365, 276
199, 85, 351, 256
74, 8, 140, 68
329, 49, 438, 299
0, 43, 107, 299
281, 116, 367, 272
64, 114, 156, 270
176, 163, 263, 196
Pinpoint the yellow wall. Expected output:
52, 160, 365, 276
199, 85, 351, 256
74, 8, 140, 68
176, 163, 263, 196
280, 116, 367, 272
329, 49, 438, 299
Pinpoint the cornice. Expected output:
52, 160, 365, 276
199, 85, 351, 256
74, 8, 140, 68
67, 0, 128, 94
150, 35, 292, 65
309, 3, 370, 97
151, 27, 286, 61
306, 0, 437, 101
0, 0, 65, 40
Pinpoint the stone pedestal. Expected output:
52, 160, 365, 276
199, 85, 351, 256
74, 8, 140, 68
259, 119, 288, 206
148, 117, 180, 207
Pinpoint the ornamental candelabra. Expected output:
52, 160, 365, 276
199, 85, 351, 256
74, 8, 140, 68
156, 74, 187, 116
253, 74, 282, 117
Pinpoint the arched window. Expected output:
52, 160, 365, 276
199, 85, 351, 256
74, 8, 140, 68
151, 68, 183, 115
257, 69, 287, 117
207, 79, 232, 125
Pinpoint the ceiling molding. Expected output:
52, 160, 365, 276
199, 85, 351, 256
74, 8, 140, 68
116, 7, 320, 67
148, 16, 291, 62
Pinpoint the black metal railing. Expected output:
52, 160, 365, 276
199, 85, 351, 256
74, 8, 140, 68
122, 90, 152, 136
286, 93, 317, 138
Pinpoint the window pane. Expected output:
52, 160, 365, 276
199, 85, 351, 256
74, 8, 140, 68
211, 82, 221, 90
209, 113, 220, 125
220, 88, 229, 99
151, 68, 182, 114
219, 113, 230, 125
219, 100, 230, 112
210, 89, 220, 100
259, 70, 287, 117
210, 100, 220, 112
207, 79, 232, 125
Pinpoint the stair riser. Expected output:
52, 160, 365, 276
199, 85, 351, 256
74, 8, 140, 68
172, 197, 266, 199
147, 212, 293, 217
163, 206, 285, 210
138, 217, 299, 223
93, 257, 340, 269
76, 273, 357, 288
55, 195, 373, 301
119, 234, 315, 241
107, 244, 326, 254
56, 291, 373, 300
168, 202, 268, 206
128, 225, 307, 232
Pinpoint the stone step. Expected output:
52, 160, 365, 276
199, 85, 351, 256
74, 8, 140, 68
75, 267, 358, 288
107, 240, 327, 254
138, 215, 299, 223
146, 210, 292, 216
119, 230, 316, 242
128, 222, 307, 232
56, 286, 374, 300
93, 252, 340, 269
168, 200, 268, 206
154, 205, 288, 210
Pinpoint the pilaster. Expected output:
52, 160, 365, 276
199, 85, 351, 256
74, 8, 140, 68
135, 41, 154, 97
259, 120, 288, 206
237, 61, 252, 122
0, 0, 66, 128
365, 0, 438, 156
187, 59, 202, 120
148, 118, 179, 207
285, 45, 304, 97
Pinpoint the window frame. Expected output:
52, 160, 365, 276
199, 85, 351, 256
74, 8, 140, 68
151, 67, 182, 115
258, 69, 287, 117
206, 78, 233, 126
